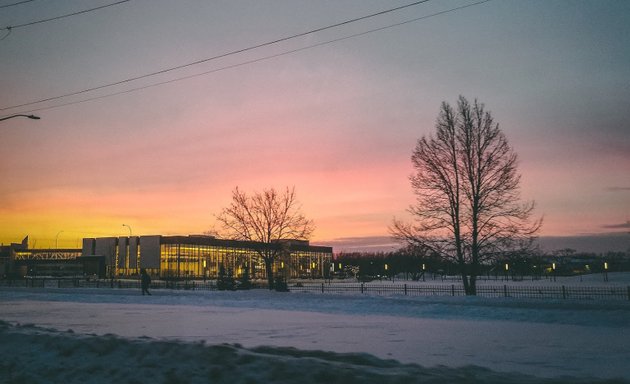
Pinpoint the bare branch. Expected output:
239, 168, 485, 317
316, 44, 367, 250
216, 186, 315, 287
391, 96, 542, 295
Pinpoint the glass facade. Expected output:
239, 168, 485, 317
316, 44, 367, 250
6, 235, 333, 280
160, 242, 255, 279
156, 236, 332, 280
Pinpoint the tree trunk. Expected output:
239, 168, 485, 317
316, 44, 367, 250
468, 274, 477, 295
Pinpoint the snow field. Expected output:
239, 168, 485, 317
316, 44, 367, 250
1, 273, 629, 383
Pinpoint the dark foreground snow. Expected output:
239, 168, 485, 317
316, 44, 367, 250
1, 274, 629, 383
1, 321, 625, 384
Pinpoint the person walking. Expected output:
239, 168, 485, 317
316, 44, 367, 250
140, 268, 151, 296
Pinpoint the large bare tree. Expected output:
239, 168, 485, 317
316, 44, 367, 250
391, 96, 541, 295
216, 186, 314, 289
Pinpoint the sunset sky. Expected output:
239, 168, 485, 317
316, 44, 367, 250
1, 0, 629, 250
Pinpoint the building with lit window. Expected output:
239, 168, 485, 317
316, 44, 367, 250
81, 235, 333, 280
1, 237, 84, 277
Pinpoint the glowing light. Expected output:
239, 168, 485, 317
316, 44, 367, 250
604, 262, 608, 270
384, 263, 388, 271
505, 263, 509, 271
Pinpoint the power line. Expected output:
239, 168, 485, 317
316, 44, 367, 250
1, 0, 430, 112
3, 0, 492, 116
0, 0, 37, 9
11, 1, 493, 116
1, 0, 129, 30
5, 0, 491, 116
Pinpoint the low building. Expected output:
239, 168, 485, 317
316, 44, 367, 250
0, 237, 28, 277
81, 235, 332, 280
1, 237, 84, 278
2, 235, 333, 280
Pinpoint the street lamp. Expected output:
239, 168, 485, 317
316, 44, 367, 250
55, 230, 64, 249
122, 224, 132, 237
0, 114, 40, 122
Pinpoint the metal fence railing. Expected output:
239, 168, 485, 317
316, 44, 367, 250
289, 282, 630, 301
1, 278, 629, 301
0, 278, 220, 291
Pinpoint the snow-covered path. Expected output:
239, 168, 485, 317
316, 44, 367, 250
1, 286, 629, 382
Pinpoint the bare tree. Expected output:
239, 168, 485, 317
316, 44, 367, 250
216, 186, 314, 289
391, 96, 541, 295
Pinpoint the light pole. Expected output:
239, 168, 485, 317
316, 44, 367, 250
55, 230, 64, 249
122, 224, 132, 237
0, 114, 40, 122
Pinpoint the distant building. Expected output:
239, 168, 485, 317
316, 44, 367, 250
0, 237, 28, 277
3, 235, 333, 280
1, 236, 83, 277
84, 235, 333, 280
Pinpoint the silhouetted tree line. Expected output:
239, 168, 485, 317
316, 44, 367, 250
334, 247, 629, 281
335, 246, 451, 281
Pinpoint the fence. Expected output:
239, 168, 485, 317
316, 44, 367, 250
0, 278, 219, 291
289, 282, 630, 301
1, 278, 629, 301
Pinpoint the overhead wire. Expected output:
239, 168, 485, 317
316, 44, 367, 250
0, 0, 38, 39
1, 0, 430, 112
3, 0, 492, 116
0, 0, 37, 9
1, 0, 130, 30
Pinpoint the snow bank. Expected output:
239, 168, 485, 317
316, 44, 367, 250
1, 283, 629, 383
0, 321, 624, 384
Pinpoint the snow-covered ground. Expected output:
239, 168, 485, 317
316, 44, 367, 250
1, 274, 629, 383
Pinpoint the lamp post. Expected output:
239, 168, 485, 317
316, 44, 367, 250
0, 114, 40, 122
422, 263, 426, 281
55, 230, 64, 249
122, 224, 132, 237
